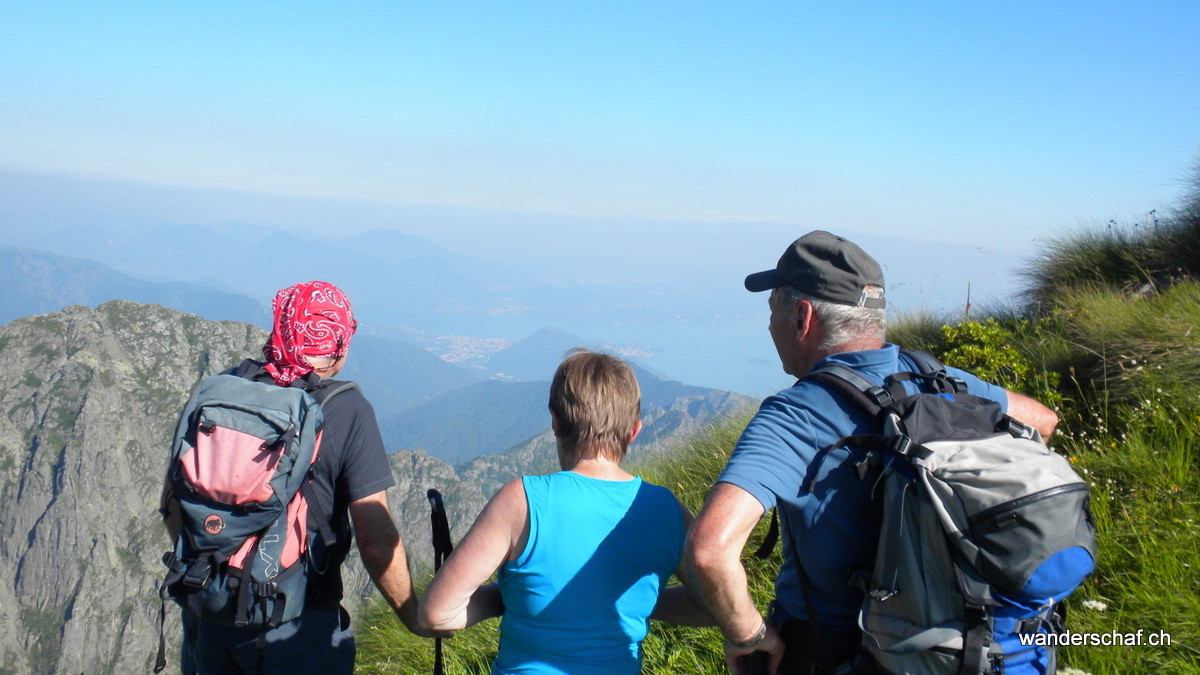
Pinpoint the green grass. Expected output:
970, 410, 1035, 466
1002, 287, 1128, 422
1053, 389, 1200, 674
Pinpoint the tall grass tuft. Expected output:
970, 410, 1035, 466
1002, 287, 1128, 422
1051, 281, 1200, 409
1023, 158, 1200, 312
1023, 225, 1158, 309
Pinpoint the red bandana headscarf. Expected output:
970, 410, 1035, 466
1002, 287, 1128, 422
262, 281, 357, 386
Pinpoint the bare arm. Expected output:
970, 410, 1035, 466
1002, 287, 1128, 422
683, 482, 784, 674
419, 478, 526, 632
351, 490, 425, 635
652, 500, 714, 626
1005, 389, 1058, 439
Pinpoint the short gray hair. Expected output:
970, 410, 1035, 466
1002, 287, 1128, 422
775, 285, 886, 351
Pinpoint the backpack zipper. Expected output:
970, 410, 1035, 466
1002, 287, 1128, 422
968, 483, 1088, 526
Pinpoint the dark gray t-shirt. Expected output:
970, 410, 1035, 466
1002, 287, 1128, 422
232, 361, 395, 605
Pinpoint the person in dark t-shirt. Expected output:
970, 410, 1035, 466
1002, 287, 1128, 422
161, 280, 426, 674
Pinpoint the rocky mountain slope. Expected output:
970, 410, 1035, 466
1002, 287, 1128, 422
0, 301, 265, 673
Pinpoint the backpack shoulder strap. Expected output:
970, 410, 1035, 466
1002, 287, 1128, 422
754, 365, 897, 561
291, 378, 360, 555
228, 358, 275, 384
308, 379, 360, 406
804, 363, 892, 416
896, 349, 967, 394
899, 349, 943, 375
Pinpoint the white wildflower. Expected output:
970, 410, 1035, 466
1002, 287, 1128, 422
1080, 599, 1108, 612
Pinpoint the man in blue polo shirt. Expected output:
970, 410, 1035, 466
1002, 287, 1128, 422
683, 231, 1058, 674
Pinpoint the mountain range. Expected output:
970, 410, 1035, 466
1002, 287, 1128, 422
0, 243, 755, 464
0, 246, 270, 327
0, 219, 798, 396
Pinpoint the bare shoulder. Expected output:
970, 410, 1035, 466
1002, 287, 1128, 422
491, 477, 528, 509
474, 477, 528, 533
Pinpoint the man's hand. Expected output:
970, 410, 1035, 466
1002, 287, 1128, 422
724, 622, 785, 675
1005, 389, 1059, 439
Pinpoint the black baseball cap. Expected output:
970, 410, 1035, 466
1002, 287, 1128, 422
744, 230, 886, 308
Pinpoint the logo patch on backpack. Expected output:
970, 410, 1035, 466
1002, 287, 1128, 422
203, 515, 224, 535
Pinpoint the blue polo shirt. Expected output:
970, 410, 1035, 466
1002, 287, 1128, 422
717, 344, 1007, 630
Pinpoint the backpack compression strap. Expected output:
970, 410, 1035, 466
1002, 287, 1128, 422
897, 349, 967, 395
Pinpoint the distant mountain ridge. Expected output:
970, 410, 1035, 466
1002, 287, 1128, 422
0, 246, 270, 327
1, 223, 546, 335
381, 327, 757, 466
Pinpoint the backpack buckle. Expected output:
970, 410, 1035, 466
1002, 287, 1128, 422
255, 581, 279, 597
854, 454, 875, 481
1003, 417, 1036, 440
870, 588, 898, 602
887, 435, 913, 456
927, 370, 967, 394
182, 560, 216, 590
864, 385, 893, 408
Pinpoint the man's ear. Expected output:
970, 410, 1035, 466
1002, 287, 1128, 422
627, 419, 643, 445
549, 407, 560, 435
795, 299, 816, 340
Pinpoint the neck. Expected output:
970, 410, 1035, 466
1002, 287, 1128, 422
560, 452, 635, 481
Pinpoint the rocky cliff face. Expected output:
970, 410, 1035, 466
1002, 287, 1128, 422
0, 301, 266, 673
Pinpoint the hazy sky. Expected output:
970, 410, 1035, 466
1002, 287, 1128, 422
3, 2, 1198, 248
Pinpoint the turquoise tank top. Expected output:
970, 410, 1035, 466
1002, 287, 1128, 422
493, 471, 685, 674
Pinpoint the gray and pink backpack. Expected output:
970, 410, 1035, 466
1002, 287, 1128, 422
154, 362, 356, 672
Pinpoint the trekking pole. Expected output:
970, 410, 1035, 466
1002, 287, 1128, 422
427, 489, 454, 675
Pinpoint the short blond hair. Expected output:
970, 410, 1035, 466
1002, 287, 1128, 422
548, 349, 641, 462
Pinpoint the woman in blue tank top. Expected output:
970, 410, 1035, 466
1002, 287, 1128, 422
420, 350, 712, 673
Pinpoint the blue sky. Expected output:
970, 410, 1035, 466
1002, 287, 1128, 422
3, 2, 1197, 237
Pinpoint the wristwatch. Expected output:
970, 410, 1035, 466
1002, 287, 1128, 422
729, 620, 768, 650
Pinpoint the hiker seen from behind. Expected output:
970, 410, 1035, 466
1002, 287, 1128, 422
158, 280, 428, 674
683, 231, 1095, 674
420, 348, 714, 674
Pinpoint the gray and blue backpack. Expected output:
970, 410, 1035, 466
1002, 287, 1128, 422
801, 351, 1096, 674
154, 361, 357, 672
